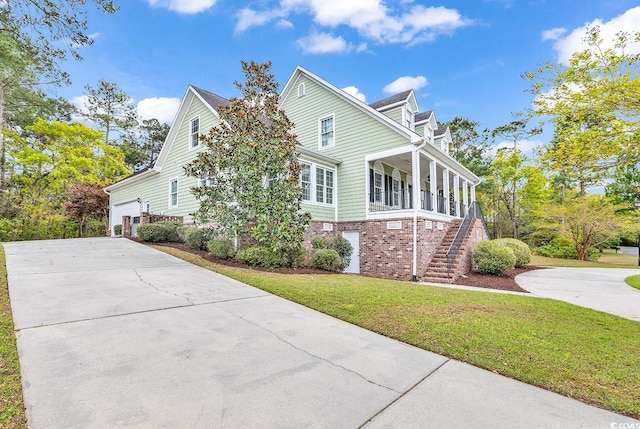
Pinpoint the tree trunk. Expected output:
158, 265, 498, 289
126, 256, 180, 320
579, 179, 588, 260
0, 85, 6, 188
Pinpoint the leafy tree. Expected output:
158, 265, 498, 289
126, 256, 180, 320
82, 80, 138, 145
534, 194, 637, 260
120, 118, 170, 171
63, 182, 110, 237
525, 27, 640, 185
185, 60, 310, 263
606, 164, 640, 209
444, 116, 491, 177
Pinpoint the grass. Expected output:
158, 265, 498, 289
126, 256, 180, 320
152, 245, 640, 419
531, 249, 639, 268
0, 244, 27, 428
625, 274, 640, 291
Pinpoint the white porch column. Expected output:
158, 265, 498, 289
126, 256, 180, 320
462, 180, 469, 210
443, 168, 450, 216
453, 175, 460, 217
471, 184, 476, 204
429, 160, 437, 211
412, 150, 420, 210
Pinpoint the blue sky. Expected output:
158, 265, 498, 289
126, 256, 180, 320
61, 0, 640, 151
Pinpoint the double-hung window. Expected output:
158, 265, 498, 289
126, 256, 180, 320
392, 178, 401, 207
190, 117, 200, 148
319, 115, 334, 148
169, 178, 178, 208
198, 174, 215, 187
374, 171, 383, 203
300, 164, 311, 201
315, 167, 334, 204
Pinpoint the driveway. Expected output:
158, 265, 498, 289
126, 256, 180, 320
5, 238, 637, 428
516, 267, 640, 321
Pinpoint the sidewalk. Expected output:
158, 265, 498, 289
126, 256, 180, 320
5, 238, 638, 428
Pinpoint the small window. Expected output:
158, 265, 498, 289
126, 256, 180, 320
298, 83, 306, 97
319, 115, 334, 148
198, 174, 215, 187
169, 178, 178, 208
190, 117, 200, 148
300, 164, 311, 201
144, 201, 150, 212
406, 105, 414, 130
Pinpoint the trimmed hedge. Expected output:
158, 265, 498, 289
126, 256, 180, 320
311, 248, 343, 272
137, 223, 171, 242
235, 246, 287, 268
207, 239, 235, 259
473, 240, 516, 275
113, 224, 122, 235
496, 238, 531, 268
154, 221, 184, 242
311, 235, 353, 271
185, 227, 216, 250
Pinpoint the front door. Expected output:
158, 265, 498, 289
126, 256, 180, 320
342, 231, 360, 274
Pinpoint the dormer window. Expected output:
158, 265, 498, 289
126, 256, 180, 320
190, 116, 200, 149
405, 105, 414, 130
298, 83, 306, 97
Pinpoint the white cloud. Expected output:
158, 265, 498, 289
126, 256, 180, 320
383, 75, 428, 94
541, 27, 566, 41
342, 86, 367, 102
296, 31, 348, 54
137, 97, 181, 124
545, 6, 640, 64
276, 19, 294, 29
236, 1, 471, 49
148, 0, 217, 14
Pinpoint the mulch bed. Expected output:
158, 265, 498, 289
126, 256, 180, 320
141, 239, 544, 293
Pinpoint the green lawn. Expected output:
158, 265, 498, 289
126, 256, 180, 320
153, 245, 640, 419
625, 274, 640, 290
531, 249, 639, 268
0, 244, 27, 428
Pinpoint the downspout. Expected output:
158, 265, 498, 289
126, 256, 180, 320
412, 138, 428, 281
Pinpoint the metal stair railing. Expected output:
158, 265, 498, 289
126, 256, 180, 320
445, 202, 489, 277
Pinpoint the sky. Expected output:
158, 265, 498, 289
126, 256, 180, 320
59, 0, 640, 152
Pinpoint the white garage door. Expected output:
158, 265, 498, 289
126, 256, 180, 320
111, 201, 140, 236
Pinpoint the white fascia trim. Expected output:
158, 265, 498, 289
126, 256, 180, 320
420, 144, 479, 184
281, 66, 422, 144
364, 145, 413, 162
366, 210, 415, 220
296, 145, 342, 165
103, 169, 159, 192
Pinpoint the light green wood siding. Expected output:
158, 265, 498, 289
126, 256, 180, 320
282, 74, 412, 221
380, 106, 403, 125
109, 95, 221, 224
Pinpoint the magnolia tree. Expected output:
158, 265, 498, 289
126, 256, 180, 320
185, 61, 310, 263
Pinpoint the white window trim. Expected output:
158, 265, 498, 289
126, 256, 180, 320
300, 163, 312, 202
392, 169, 401, 208
168, 177, 179, 208
298, 82, 306, 97
318, 114, 335, 150
299, 159, 336, 207
373, 161, 384, 204
189, 115, 200, 150
143, 201, 150, 213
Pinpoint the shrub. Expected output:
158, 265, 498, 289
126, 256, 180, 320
311, 248, 342, 272
496, 238, 531, 268
310, 235, 353, 270
154, 221, 184, 242
235, 246, 286, 268
473, 240, 516, 275
536, 237, 599, 260
137, 223, 170, 242
207, 239, 235, 259
113, 224, 122, 235
185, 227, 216, 250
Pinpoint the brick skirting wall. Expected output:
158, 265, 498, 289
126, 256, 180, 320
304, 217, 465, 281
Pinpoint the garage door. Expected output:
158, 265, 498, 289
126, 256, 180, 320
111, 201, 140, 236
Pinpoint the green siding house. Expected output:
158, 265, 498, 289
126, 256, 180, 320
105, 66, 488, 282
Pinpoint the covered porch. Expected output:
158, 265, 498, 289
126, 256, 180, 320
365, 146, 477, 219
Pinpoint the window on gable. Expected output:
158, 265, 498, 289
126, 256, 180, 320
298, 83, 306, 97
300, 164, 311, 201
190, 117, 200, 148
319, 116, 334, 148
406, 105, 414, 130
169, 178, 178, 208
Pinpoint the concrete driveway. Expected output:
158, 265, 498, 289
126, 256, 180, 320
5, 238, 638, 428
516, 267, 640, 321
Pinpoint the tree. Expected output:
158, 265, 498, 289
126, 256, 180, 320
535, 194, 636, 260
120, 118, 170, 171
64, 182, 110, 237
444, 116, 491, 177
606, 164, 640, 209
185, 61, 310, 263
525, 27, 640, 183
82, 80, 138, 145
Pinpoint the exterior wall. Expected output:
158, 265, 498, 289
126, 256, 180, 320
281, 74, 414, 222
379, 106, 403, 124
416, 218, 450, 278
109, 95, 221, 225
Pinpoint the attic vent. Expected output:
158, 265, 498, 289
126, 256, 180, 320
298, 83, 306, 97
387, 221, 402, 230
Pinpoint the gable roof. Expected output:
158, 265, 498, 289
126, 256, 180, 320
368, 90, 412, 110
415, 110, 434, 123
281, 66, 423, 144
434, 125, 448, 137
191, 86, 230, 111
